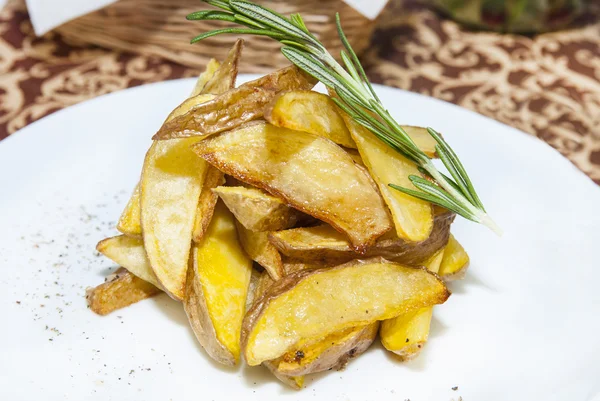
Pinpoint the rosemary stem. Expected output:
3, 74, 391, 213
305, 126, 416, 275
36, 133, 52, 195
424, 161, 502, 235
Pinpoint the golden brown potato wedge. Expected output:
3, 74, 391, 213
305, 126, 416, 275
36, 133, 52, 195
276, 323, 379, 376
194, 122, 392, 252
242, 257, 450, 365
86, 268, 160, 316
236, 221, 284, 280
190, 58, 220, 97
213, 186, 305, 232
380, 249, 445, 360
184, 201, 253, 366
117, 183, 142, 237
96, 235, 160, 288
340, 112, 434, 242
265, 90, 356, 149
438, 234, 470, 281
192, 166, 225, 243
142, 46, 243, 300
153, 66, 316, 140
116, 54, 228, 238
252, 270, 304, 388
269, 210, 454, 266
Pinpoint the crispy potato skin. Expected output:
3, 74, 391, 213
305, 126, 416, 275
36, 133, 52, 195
264, 90, 356, 149
86, 268, 160, 316
190, 58, 220, 97
153, 66, 316, 140
269, 210, 455, 266
192, 166, 225, 243
214, 186, 305, 232
201, 39, 243, 95
194, 122, 392, 252
242, 258, 450, 365
184, 256, 237, 366
277, 323, 379, 376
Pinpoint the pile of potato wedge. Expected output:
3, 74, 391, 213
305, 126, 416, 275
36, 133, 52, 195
87, 40, 471, 389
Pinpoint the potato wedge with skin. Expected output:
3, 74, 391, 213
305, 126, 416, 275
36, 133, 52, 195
236, 221, 284, 280
253, 270, 304, 389
438, 234, 470, 281
184, 201, 253, 366
117, 183, 142, 237
116, 55, 227, 237
340, 112, 434, 242
153, 66, 316, 140
201, 39, 242, 95
86, 268, 160, 316
242, 257, 450, 365
380, 249, 445, 360
142, 50, 240, 299
192, 166, 225, 243
265, 91, 356, 149
277, 322, 379, 376
213, 186, 304, 232
190, 58, 220, 97
194, 122, 392, 252
96, 235, 160, 288
269, 210, 454, 266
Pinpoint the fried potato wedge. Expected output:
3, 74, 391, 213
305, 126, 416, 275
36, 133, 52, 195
277, 323, 379, 376
265, 91, 356, 149
190, 58, 220, 97
340, 113, 434, 242
380, 249, 445, 360
201, 39, 242, 95
194, 122, 392, 252
438, 234, 470, 281
242, 258, 450, 365
213, 186, 304, 232
86, 268, 160, 316
192, 166, 225, 243
236, 221, 284, 280
184, 201, 253, 366
96, 235, 160, 288
269, 210, 454, 266
117, 54, 228, 238
153, 66, 316, 140
117, 183, 142, 237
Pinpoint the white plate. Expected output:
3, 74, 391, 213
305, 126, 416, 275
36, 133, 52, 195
1, 75, 599, 401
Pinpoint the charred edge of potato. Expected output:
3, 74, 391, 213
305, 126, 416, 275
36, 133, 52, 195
241, 257, 451, 364
183, 260, 236, 366
277, 323, 379, 377
86, 268, 160, 316
193, 167, 226, 243
202, 39, 243, 95
153, 66, 317, 140
269, 210, 455, 266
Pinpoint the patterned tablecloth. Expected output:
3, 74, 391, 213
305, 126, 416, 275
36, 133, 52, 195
1, 0, 599, 184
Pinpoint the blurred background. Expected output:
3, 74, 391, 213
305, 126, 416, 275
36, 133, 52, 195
0, 0, 598, 184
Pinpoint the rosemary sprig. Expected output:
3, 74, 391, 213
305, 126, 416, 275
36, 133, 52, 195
186, 0, 501, 234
